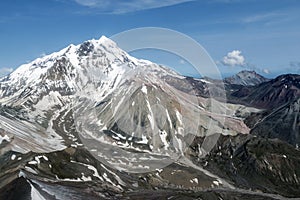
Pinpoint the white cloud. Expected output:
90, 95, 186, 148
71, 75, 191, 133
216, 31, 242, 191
221, 50, 273, 75
222, 50, 245, 67
0, 67, 13, 77
242, 13, 281, 23
75, 0, 99, 7
73, 0, 193, 13
262, 68, 270, 74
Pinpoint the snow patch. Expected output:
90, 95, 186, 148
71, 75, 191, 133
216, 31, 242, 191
283, 155, 287, 158
159, 130, 169, 150
213, 180, 219, 186
200, 79, 211, 84
28, 161, 38, 165
136, 135, 148, 145
191, 178, 198, 184
11, 154, 16, 160
141, 85, 147, 94
30, 182, 46, 200
0, 134, 10, 144
175, 110, 183, 125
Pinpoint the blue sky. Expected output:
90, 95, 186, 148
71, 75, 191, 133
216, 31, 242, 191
0, 0, 300, 78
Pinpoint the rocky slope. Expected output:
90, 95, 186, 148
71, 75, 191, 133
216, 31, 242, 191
250, 98, 300, 147
230, 74, 300, 109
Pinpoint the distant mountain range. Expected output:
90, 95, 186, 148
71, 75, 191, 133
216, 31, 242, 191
0, 36, 299, 200
231, 73, 300, 109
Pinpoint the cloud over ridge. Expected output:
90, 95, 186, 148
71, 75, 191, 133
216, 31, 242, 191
222, 50, 245, 67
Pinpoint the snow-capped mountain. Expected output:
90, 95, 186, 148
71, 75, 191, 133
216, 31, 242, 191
0, 36, 152, 108
224, 70, 269, 86
0, 35, 255, 189
0, 36, 252, 157
1, 36, 299, 199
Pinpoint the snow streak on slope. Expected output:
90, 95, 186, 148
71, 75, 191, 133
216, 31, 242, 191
0, 115, 65, 153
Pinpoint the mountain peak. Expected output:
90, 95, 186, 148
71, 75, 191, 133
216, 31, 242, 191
85, 35, 117, 49
0, 35, 173, 107
238, 70, 257, 75
225, 70, 269, 86
98, 35, 110, 42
